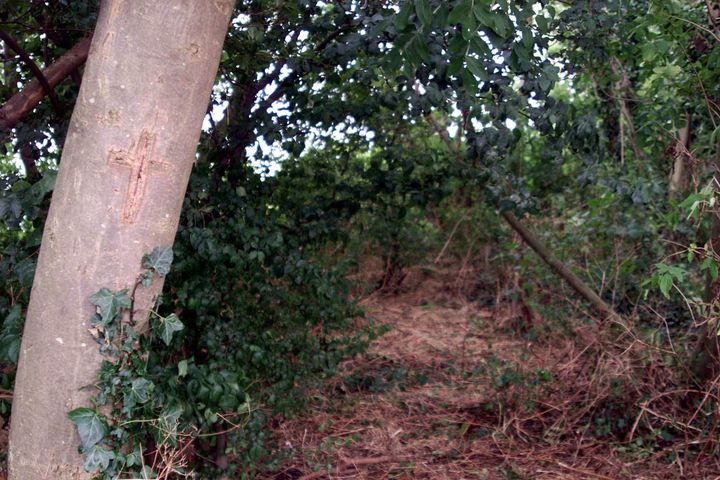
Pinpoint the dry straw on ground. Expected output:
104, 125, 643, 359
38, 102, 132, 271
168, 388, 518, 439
265, 264, 720, 480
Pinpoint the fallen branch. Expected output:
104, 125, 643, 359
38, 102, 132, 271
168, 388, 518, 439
556, 461, 616, 480
0, 37, 91, 131
502, 211, 621, 322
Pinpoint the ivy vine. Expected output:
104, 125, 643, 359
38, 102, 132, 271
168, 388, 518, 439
69, 246, 190, 479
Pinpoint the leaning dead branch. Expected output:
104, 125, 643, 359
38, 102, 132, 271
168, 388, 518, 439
425, 114, 622, 322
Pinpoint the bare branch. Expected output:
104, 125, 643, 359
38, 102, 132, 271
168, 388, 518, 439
0, 37, 90, 131
0, 28, 63, 117
609, 57, 644, 162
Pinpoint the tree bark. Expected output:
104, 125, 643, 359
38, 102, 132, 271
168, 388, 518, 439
609, 58, 644, 162
668, 112, 692, 199
690, 0, 720, 383
0, 37, 91, 132
693, 142, 720, 381
706, 0, 720, 31
8, 1, 234, 478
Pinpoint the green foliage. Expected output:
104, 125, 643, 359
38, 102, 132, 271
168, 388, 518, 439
89, 288, 132, 326
0, 160, 58, 414
153, 313, 184, 347
142, 246, 174, 278
4, 0, 720, 475
652, 263, 687, 299
0, 305, 22, 364
69, 254, 183, 479
480, 353, 554, 414
66, 220, 372, 477
68, 408, 108, 451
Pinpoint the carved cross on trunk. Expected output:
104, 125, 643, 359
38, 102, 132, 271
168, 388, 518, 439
108, 130, 170, 223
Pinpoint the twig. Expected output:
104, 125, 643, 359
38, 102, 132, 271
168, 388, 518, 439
556, 461, 615, 480
434, 211, 469, 264
298, 456, 397, 480
666, 13, 720, 42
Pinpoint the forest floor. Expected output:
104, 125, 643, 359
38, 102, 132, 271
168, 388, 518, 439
265, 264, 720, 480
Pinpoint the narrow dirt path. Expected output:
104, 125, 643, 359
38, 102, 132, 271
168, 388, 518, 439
265, 277, 602, 479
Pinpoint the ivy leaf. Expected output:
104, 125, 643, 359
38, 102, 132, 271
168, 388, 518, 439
140, 271, 154, 287
89, 288, 132, 325
0, 305, 23, 363
158, 404, 183, 441
178, 359, 188, 377
26, 171, 57, 204
83, 445, 115, 472
142, 246, 174, 277
414, 0, 432, 27
0, 335, 20, 364
126, 447, 142, 467
0, 196, 22, 224
128, 378, 154, 405
163, 404, 183, 426
155, 313, 184, 346
68, 408, 107, 450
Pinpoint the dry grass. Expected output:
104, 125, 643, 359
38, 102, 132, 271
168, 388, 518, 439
3, 257, 719, 479
263, 263, 720, 480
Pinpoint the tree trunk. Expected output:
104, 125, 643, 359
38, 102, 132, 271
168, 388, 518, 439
8, 1, 234, 478
609, 57, 644, 163
693, 142, 720, 381
690, 0, 720, 383
668, 112, 692, 199
706, 0, 720, 32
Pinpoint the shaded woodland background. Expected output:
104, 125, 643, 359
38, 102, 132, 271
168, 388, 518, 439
1, 0, 720, 478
